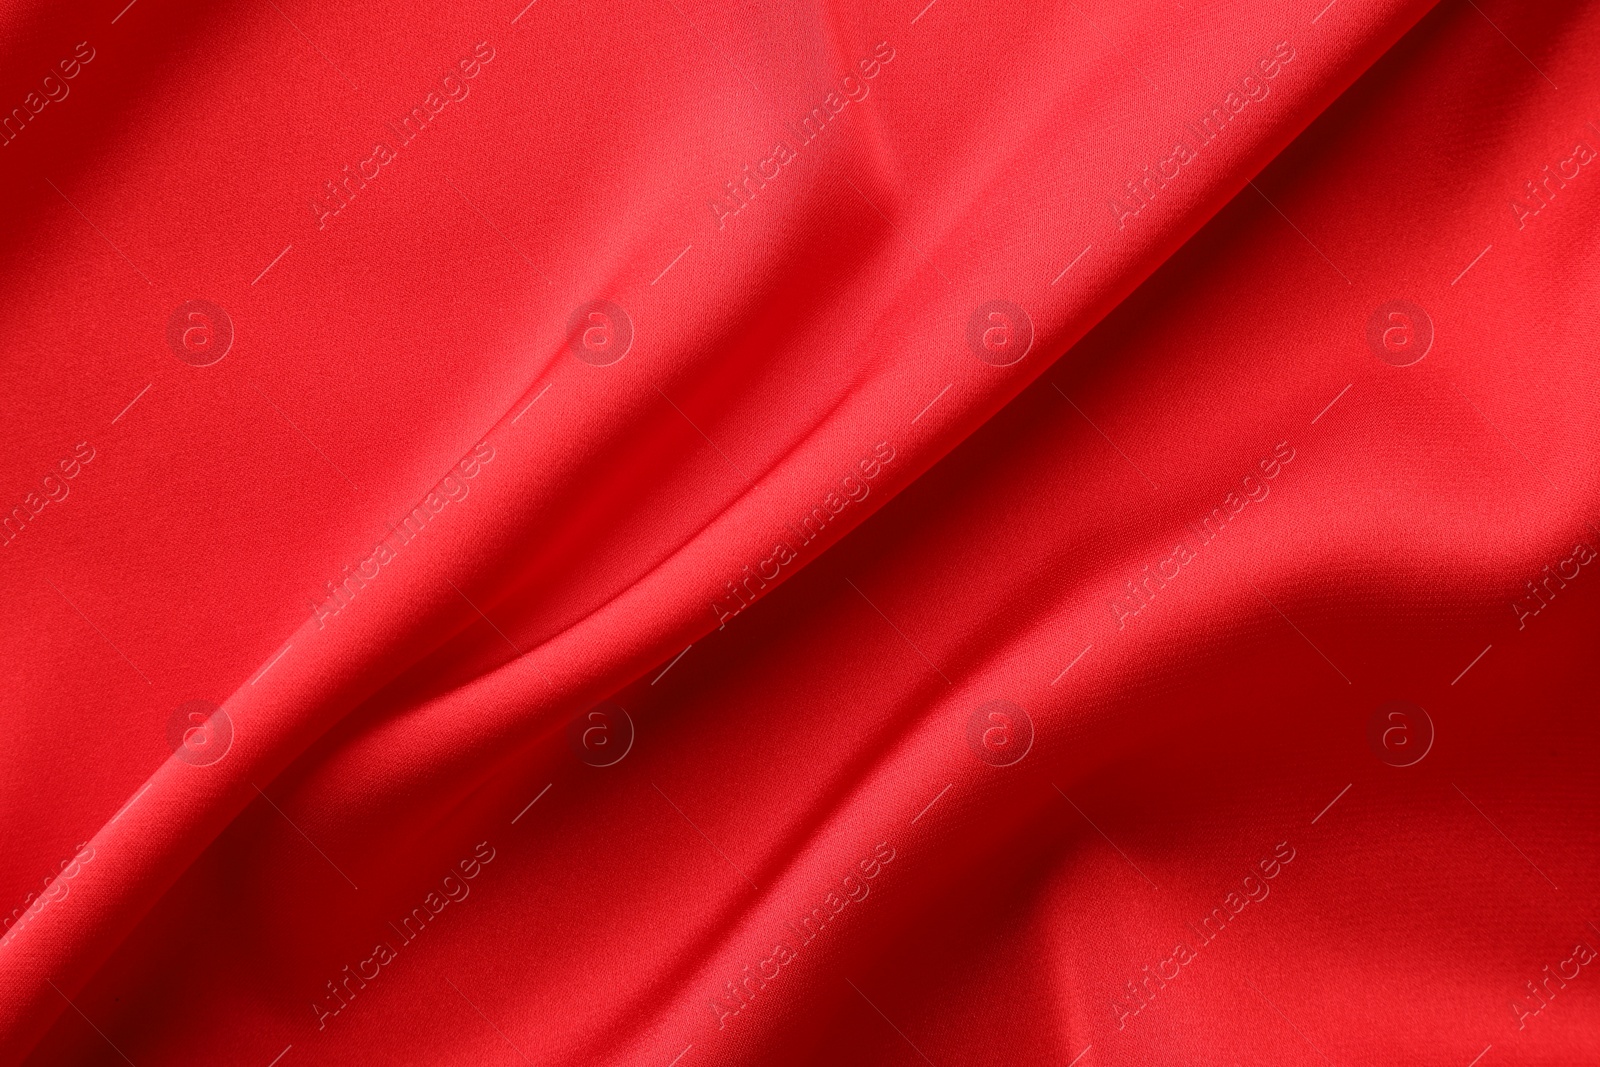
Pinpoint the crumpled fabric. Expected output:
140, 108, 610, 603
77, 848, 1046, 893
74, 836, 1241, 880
3, 0, 1597, 1063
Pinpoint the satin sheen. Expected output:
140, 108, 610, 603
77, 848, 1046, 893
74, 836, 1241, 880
2, 0, 1598, 1063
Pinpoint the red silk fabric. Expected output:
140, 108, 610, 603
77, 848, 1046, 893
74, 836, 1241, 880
4, 0, 1598, 1063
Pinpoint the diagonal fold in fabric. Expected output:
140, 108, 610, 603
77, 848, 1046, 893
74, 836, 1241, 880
10, 0, 1600, 1063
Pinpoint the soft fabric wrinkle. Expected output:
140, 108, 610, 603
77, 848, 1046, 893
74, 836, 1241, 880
12, 0, 1597, 1064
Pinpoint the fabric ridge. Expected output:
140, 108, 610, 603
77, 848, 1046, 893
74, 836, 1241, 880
2, 0, 1597, 1063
